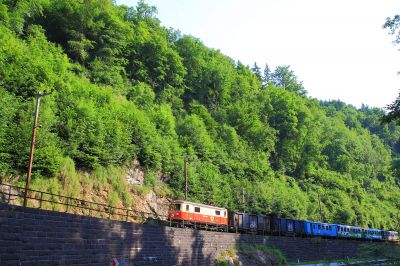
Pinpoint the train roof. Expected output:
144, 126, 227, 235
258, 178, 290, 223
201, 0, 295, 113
304, 221, 363, 229
170, 200, 227, 211
305, 221, 388, 231
335, 224, 362, 228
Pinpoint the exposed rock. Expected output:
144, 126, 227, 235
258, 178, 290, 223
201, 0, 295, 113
143, 189, 170, 218
0, 184, 20, 206
126, 160, 144, 185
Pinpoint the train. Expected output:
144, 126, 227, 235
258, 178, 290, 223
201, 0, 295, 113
168, 200, 399, 242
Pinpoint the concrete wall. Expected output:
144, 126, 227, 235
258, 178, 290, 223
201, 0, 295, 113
0, 204, 393, 265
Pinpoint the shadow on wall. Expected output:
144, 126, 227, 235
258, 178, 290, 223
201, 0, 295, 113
0, 204, 183, 265
180, 228, 212, 266
102, 221, 180, 265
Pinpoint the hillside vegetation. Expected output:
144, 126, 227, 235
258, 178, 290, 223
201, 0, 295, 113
0, 0, 399, 230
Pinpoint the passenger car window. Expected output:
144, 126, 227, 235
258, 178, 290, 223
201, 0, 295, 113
194, 207, 200, 213
215, 210, 220, 216
186, 205, 189, 211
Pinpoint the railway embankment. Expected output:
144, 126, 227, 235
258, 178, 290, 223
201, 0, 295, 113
0, 203, 397, 265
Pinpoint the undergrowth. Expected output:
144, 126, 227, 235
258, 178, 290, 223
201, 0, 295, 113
13, 158, 171, 211
216, 243, 287, 266
359, 243, 400, 259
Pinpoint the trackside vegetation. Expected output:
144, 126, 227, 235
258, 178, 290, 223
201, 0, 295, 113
0, 0, 400, 232
216, 244, 287, 265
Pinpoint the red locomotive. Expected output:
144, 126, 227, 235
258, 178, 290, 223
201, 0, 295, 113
168, 200, 228, 227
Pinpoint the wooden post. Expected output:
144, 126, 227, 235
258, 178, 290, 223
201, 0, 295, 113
23, 93, 41, 207
23, 91, 50, 207
318, 192, 323, 222
184, 159, 188, 200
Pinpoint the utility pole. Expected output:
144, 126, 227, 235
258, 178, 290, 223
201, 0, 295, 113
23, 91, 50, 207
184, 158, 188, 200
241, 187, 245, 212
318, 192, 323, 222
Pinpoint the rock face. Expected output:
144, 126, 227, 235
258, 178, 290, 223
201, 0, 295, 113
125, 160, 171, 218
144, 190, 170, 217
0, 184, 20, 206
126, 160, 144, 185
131, 188, 170, 220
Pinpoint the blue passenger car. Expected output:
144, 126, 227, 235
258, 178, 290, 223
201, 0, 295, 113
362, 228, 382, 240
337, 225, 362, 239
304, 221, 337, 237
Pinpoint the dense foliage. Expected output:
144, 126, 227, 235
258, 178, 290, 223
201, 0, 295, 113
0, 0, 399, 231
383, 14, 400, 125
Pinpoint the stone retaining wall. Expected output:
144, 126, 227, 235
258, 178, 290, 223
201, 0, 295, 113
0, 204, 393, 265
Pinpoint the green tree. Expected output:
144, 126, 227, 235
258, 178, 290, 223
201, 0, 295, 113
271, 65, 307, 96
251, 62, 262, 81
262, 62, 271, 86
383, 14, 400, 123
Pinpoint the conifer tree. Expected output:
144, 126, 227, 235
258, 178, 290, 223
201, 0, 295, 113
251, 62, 262, 81
262, 63, 271, 86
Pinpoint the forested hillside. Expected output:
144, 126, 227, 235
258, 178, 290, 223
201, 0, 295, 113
0, 0, 399, 230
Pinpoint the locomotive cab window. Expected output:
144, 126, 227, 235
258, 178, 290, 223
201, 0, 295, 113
215, 210, 220, 216
224, 211, 226, 217
186, 205, 189, 211
194, 207, 200, 213
172, 204, 181, 211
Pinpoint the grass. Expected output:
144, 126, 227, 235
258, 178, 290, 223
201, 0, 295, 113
216, 243, 287, 266
358, 242, 400, 259
216, 247, 238, 266
11, 160, 177, 224
289, 243, 400, 265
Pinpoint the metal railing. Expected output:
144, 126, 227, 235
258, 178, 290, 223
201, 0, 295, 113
0, 183, 168, 224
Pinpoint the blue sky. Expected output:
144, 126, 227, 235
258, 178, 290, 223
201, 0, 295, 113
116, 0, 400, 108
